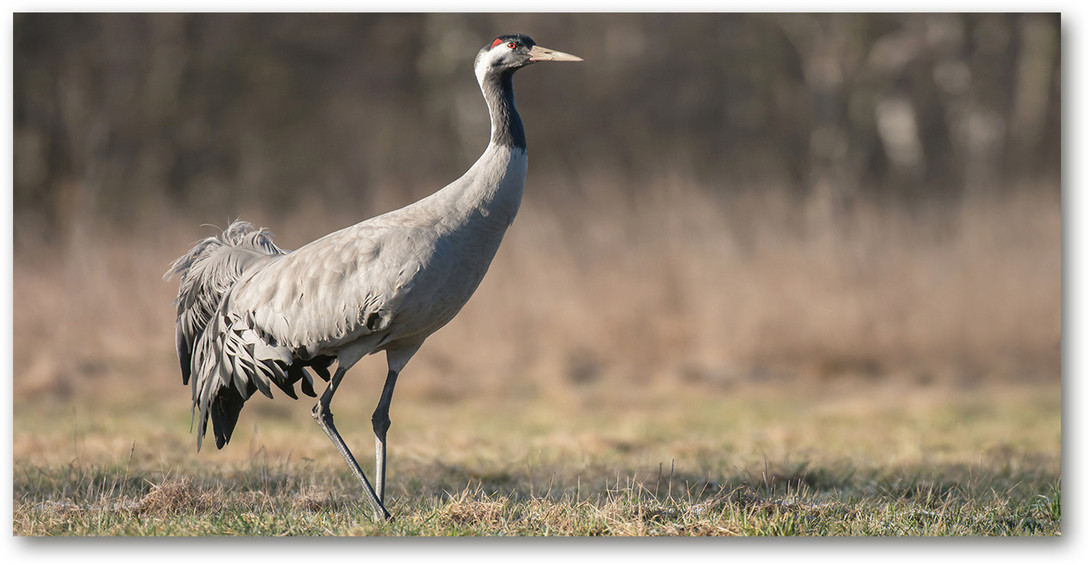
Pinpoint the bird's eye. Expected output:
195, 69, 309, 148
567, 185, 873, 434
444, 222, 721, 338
507, 42, 517, 49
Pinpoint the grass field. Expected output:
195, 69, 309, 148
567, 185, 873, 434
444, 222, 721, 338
13, 378, 1060, 536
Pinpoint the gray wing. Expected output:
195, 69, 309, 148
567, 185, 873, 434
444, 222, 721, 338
165, 221, 287, 386
186, 217, 428, 450
231, 218, 430, 356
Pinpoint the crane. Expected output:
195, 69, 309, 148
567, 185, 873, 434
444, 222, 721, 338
166, 34, 581, 521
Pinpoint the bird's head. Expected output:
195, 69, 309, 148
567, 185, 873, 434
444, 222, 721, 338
474, 34, 582, 80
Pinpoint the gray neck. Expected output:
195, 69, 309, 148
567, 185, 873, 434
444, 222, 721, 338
480, 70, 526, 150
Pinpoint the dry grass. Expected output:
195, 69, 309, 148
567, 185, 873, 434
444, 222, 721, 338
12, 380, 1061, 535
134, 478, 216, 515
12, 179, 1061, 535
13, 179, 1060, 401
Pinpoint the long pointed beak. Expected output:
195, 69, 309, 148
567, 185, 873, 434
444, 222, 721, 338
528, 45, 583, 62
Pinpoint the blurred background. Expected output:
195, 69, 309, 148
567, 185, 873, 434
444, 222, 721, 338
13, 13, 1060, 410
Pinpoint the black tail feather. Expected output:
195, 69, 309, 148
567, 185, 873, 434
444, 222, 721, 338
278, 364, 304, 399
310, 356, 334, 382
197, 352, 336, 450
209, 386, 247, 450
177, 324, 192, 386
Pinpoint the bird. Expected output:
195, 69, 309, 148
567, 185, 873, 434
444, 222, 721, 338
165, 34, 581, 521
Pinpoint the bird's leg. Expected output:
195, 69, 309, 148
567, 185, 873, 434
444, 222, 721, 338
312, 366, 391, 522
372, 369, 399, 503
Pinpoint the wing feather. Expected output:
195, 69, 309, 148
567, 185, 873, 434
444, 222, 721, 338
170, 216, 434, 451
233, 220, 429, 353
